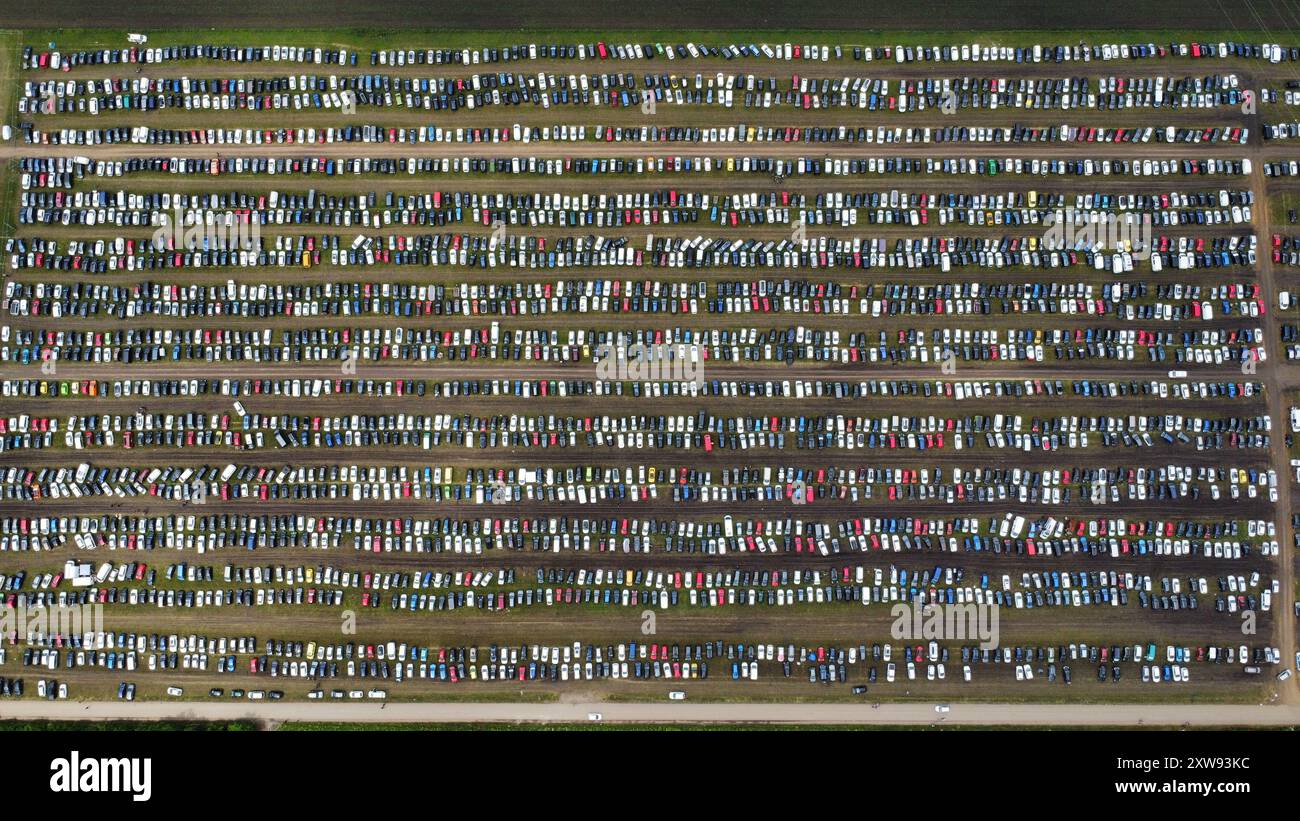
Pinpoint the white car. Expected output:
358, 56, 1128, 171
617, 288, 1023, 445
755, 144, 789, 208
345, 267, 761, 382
935, 704, 951, 713
668, 691, 686, 701
587, 712, 603, 721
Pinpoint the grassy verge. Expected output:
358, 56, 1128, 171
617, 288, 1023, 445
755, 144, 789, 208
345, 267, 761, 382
0, 719, 258, 730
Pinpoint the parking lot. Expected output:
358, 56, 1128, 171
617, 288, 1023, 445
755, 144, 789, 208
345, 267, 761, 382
2, 29, 1300, 712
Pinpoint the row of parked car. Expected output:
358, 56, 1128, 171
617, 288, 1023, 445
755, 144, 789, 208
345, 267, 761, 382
0, 458, 1279, 508
11, 173, 1257, 233
0, 405, 1271, 457
30, 560, 1274, 598
0, 275, 1269, 327
0, 375, 1266, 407
12, 632, 1274, 691
16, 117, 1255, 149
1, 282, 1268, 330
20, 38, 1300, 73
0, 509, 1273, 560
3, 549, 1278, 618
14, 630, 1265, 674
6, 221, 1259, 274
16, 70, 1251, 117
1, 322, 1267, 374
234, 637, 1274, 686
15, 153, 1253, 185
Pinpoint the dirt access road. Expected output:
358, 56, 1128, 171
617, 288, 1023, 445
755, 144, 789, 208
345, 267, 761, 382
2, 698, 1297, 726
